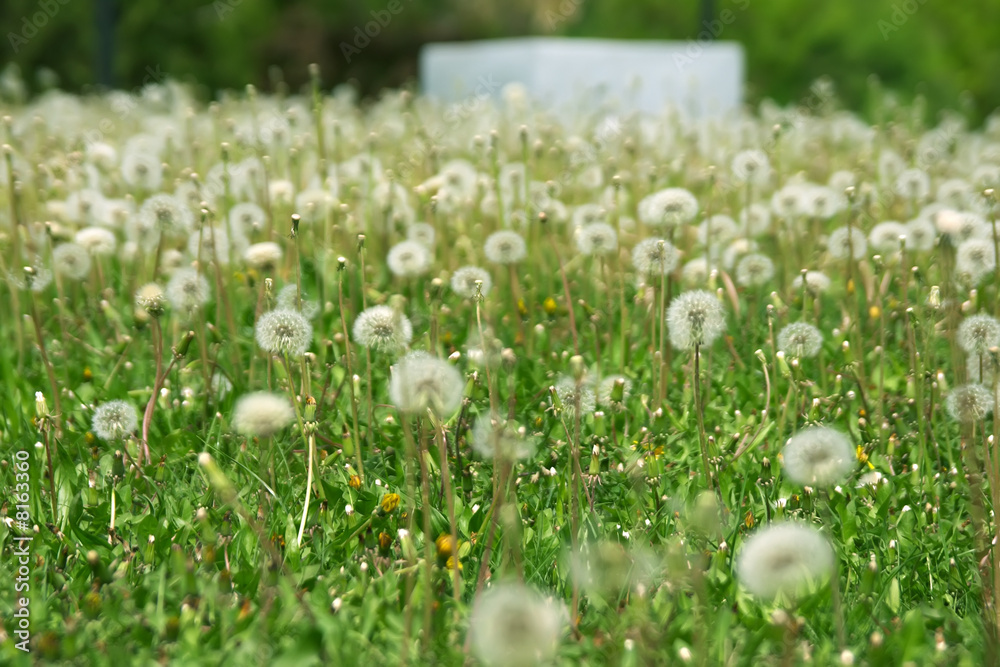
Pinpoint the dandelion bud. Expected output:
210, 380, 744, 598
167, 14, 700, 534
35, 391, 48, 419
173, 331, 196, 358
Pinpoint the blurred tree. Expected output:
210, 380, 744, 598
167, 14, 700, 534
0, 0, 997, 121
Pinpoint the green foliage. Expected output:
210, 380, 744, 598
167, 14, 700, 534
1, 0, 999, 119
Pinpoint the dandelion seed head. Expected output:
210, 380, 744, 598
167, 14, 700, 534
471, 413, 535, 461
165, 268, 210, 312
735, 253, 775, 287
451, 266, 492, 299
135, 282, 166, 316
946, 384, 993, 423
903, 218, 936, 252
576, 222, 618, 256
868, 221, 907, 254
243, 242, 283, 270
353, 305, 413, 352
666, 289, 726, 350
632, 238, 679, 276
255, 308, 312, 357
792, 270, 831, 294
52, 242, 92, 280
389, 352, 464, 417
469, 583, 564, 667
736, 522, 834, 599
276, 284, 320, 320
387, 240, 431, 278
697, 214, 739, 245
92, 400, 138, 442
827, 226, 867, 260
731, 149, 771, 186
407, 222, 436, 248
777, 322, 823, 359
484, 230, 527, 265
958, 313, 1000, 355
232, 392, 295, 437
782, 426, 854, 486
955, 238, 996, 284
638, 187, 699, 227
555, 376, 597, 418
229, 201, 267, 236
74, 226, 117, 256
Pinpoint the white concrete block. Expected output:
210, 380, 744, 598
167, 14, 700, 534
419, 37, 744, 117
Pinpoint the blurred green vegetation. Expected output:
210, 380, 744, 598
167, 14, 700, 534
2, 0, 999, 120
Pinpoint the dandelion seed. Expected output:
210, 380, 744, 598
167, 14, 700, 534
451, 266, 493, 299
135, 282, 166, 317
638, 187, 699, 228
353, 305, 413, 352
777, 322, 823, 359
958, 313, 1000, 355
632, 238, 679, 276
735, 253, 775, 287
165, 268, 210, 312
868, 221, 907, 254
92, 400, 138, 442
52, 242, 92, 280
576, 222, 618, 256
386, 239, 431, 277
484, 230, 527, 265
736, 522, 834, 599
827, 226, 867, 260
903, 218, 936, 252
782, 426, 854, 486
791, 270, 831, 294
471, 413, 535, 461
229, 201, 267, 236
232, 392, 295, 437
256, 308, 313, 357
276, 284, 320, 320
407, 222, 436, 248
666, 290, 726, 350
946, 384, 993, 423
731, 149, 771, 186
389, 352, 464, 417
74, 226, 117, 257
555, 376, 597, 418
243, 242, 283, 270
955, 238, 996, 284
468, 583, 564, 667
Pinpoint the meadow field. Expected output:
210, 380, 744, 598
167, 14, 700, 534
1, 73, 1000, 665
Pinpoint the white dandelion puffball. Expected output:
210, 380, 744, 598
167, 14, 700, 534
244, 242, 283, 270
451, 266, 492, 299
255, 308, 313, 357
666, 290, 726, 350
468, 583, 564, 667
731, 148, 771, 186
827, 226, 867, 260
576, 222, 618, 256
957, 313, 1000, 355
484, 230, 527, 265
955, 238, 996, 284
135, 282, 166, 316
229, 202, 267, 236
407, 222, 436, 248
776, 322, 823, 359
92, 400, 138, 442
471, 413, 536, 461
782, 426, 854, 486
232, 392, 295, 438
276, 284, 320, 320
386, 239, 431, 278
946, 384, 993, 423
389, 352, 464, 417
53, 242, 92, 280
353, 305, 413, 352
632, 238, 679, 276
735, 253, 775, 287
868, 221, 907, 254
903, 218, 936, 252
75, 226, 117, 257
555, 376, 597, 418
165, 268, 211, 312
736, 522, 834, 599
638, 187, 699, 228
792, 270, 831, 294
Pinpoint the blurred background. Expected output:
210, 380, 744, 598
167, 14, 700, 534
2, 0, 999, 121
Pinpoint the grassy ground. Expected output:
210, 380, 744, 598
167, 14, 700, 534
0, 75, 999, 665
